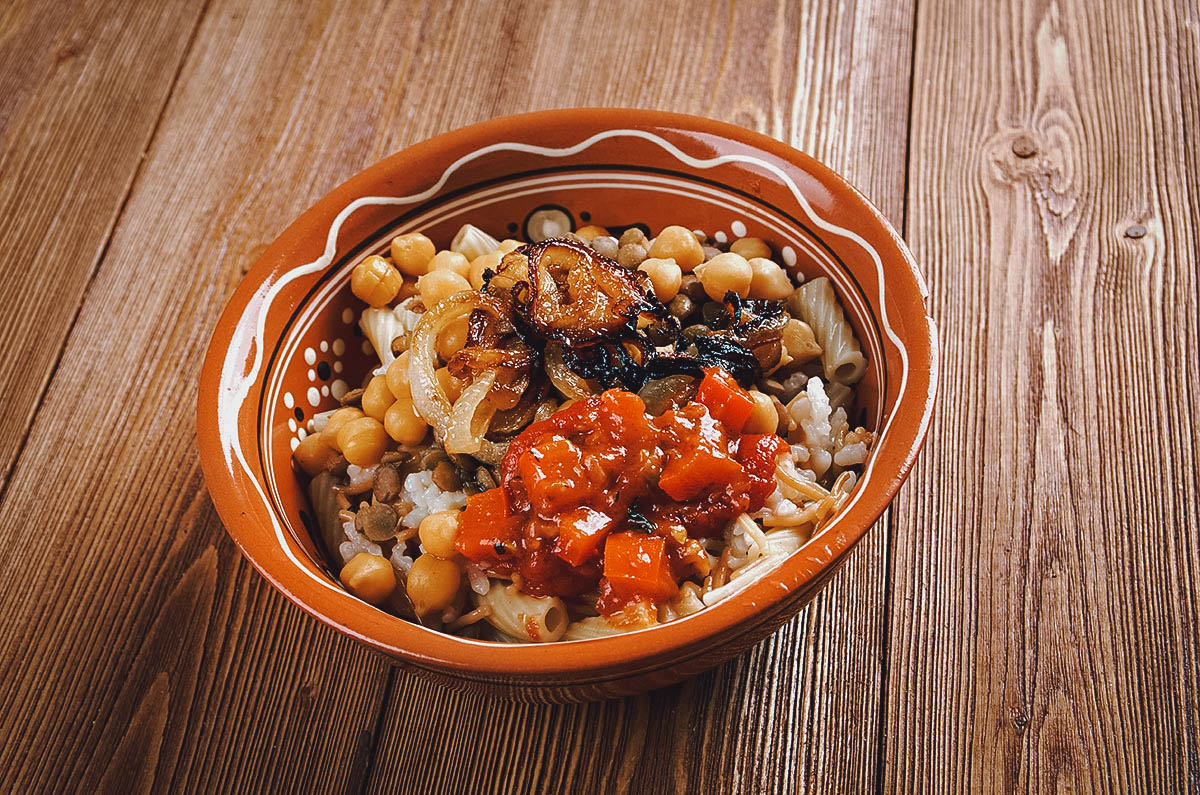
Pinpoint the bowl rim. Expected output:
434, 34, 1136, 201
197, 107, 938, 680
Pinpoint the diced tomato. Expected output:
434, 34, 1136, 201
519, 543, 599, 598
553, 507, 614, 566
519, 436, 591, 514
735, 433, 786, 510
455, 487, 523, 563
695, 367, 755, 434
658, 440, 744, 502
602, 532, 678, 601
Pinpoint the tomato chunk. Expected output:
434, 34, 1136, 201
602, 532, 678, 601
455, 488, 523, 563
519, 436, 590, 514
695, 367, 755, 434
735, 433, 787, 510
658, 441, 744, 502
553, 507, 615, 566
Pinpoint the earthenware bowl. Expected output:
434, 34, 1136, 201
197, 108, 937, 702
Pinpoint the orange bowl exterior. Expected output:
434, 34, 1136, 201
197, 109, 937, 702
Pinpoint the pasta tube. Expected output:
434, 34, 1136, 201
475, 582, 569, 642
794, 277, 866, 385
562, 616, 628, 641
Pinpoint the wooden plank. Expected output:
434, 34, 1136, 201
364, 1, 915, 793
0, 0, 207, 492
887, 0, 1200, 790
0, 0, 517, 789
0, 0, 916, 790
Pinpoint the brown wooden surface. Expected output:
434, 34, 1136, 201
0, 0, 1195, 792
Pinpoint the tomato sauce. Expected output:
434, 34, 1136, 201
455, 367, 785, 616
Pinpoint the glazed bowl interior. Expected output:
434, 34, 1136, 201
198, 109, 936, 695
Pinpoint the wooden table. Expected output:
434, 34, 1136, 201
2, 0, 1196, 791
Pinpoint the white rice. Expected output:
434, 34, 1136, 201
338, 518, 382, 563
389, 544, 414, 575
399, 470, 468, 528
345, 464, 377, 491
834, 441, 868, 467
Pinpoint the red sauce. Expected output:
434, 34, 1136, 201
455, 367, 785, 616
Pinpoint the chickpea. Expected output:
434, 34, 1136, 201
350, 255, 403, 307
436, 367, 463, 403
361, 374, 395, 421
590, 235, 619, 259
744, 390, 779, 434
694, 252, 752, 301
321, 406, 364, 449
436, 315, 470, 361
293, 432, 339, 475
617, 243, 647, 269
575, 224, 607, 241
418, 510, 461, 558
638, 257, 683, 302
339, 553, 397, 605
336, 416, 389, 466
418, 269, 471, 309
386, 350, 412, 399
429, 249, 471, 279
384, 398, 428, 445
390, 232, 436, 277
468, 250, 503, 290
781, 318, 822, 363
747, 257, 794, 300
498, 239, 522, 253
648, 225, 704, 271
406, 553, 462, 616
730, 236, 772, 260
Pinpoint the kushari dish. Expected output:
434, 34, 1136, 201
293, 221, 874, 642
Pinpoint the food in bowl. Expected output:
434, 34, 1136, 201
292, 220, 874, 643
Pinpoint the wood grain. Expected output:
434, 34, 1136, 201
887, 0, 1200, 791
0, 0, 208, 493
0, 0, 916, 791
2, 0, 1198, 791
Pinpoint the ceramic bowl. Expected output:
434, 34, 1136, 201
197, 108, 937, 702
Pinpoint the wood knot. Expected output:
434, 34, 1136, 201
1010, 706, 1029, 732
1011, 134, 1038, 158
54, 29, 88, 65
1124, 224, 1147, 239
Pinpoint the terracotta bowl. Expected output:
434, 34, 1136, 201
197, 108, 937, 702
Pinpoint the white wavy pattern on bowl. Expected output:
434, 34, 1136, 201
217, 129, 915, 604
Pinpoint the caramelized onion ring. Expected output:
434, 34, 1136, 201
446, 370, 497, 454
544, 342, 593, 400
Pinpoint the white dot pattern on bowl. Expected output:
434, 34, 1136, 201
285, 328, 357, 448
341, 307, 354, 324
730, 220, 747, 238
714, 230, 727, 243
782, 246, 797, 267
